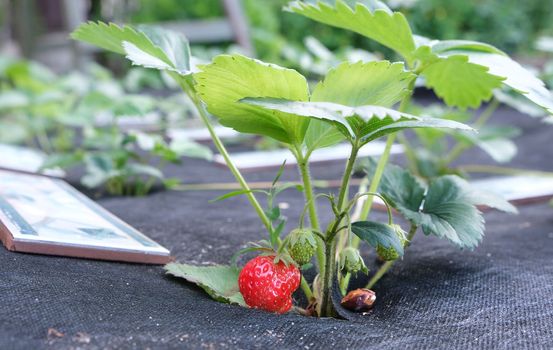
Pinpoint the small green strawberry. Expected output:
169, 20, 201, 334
287, 228, 317, 266
376, 224, 408, 261
339, 247, 368, 275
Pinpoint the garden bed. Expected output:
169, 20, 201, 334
1, 104, 552, 349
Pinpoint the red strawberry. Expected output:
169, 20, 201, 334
238, 255, 301, 313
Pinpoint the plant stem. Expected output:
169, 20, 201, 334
397, 132, 419, 176
318, 143, 359, 317
319, 234, 336, 317
295, 147, 325, 274
365, 224, 417, 289
180, 79, 272, 232
339, 87, 414, 294
442, 99, 500, 167
300, 276, 313, 300
474, 98, 500, 128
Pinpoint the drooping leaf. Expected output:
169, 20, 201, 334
494, 89, 549, 118
195, 54, 310, 144
465, 52, 553, 115
71, 22, 191, 74
416, 40, 553, 113
362, 161, 516, 249
209, 189, 266, 203
242, 98, 473, 145
351, 221, 404, 256
286, 0, 417, 61
165, 263, 246, 306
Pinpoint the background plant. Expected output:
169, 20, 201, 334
0, 55, 211, 196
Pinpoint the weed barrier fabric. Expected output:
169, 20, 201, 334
1, 105, 553, 349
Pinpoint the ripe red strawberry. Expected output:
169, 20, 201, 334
238, 255, 301, 313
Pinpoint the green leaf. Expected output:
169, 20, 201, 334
420, 176, 485, 248
494, 89, 549, 118
81, 154, 119, 188
310, 60, 416, 107
165, 263, 246, 306
361, 158, 426, 222
195, 54, 310, 144
126, 163, 164, 179
466, 52, 553, 115
362, 161, 516, 248
422, 54, 505, 109
209, 189, 266, 203
305, 60, 416, 151
169, 138, 213, 161
71, 22, 191, 74
417, 40, 553, 113
351, 221, 404, 256
286, 0, 417, 61
242, 98, 473, 144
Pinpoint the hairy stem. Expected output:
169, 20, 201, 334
300, 274, 314, 300
365, 224, 418, 289
319, 144, 359, 317
397, 132, 420, 176
339, 87, 414, 294
178, 77, 272, 232
295, 147, 325, 275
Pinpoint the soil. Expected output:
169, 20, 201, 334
1, 102, 553, 349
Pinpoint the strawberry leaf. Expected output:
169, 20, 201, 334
416, 40, 553, 113
241, 98, 473, 145
421, 54, 505, 109
71, 22, 191, 75
305, 60, 416, 151
351, 221, 404, 256
195, 54, 310, 144
286, 0, 417, 62
165, 263, 246, 306
361, 160, 516, 249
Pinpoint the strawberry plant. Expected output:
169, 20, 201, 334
71, 0, 552, 317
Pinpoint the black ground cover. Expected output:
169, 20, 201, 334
1, 103, 552, 349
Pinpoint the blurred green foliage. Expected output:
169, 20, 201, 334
128, 0, 553, 62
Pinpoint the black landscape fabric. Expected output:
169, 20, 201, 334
1, 104, 552, 349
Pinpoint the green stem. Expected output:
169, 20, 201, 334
365, 224, 417, 289
300, 276, 313, 300
339, 86, 414, 294
318, 143, 359, 317
181, 80, 272, 232
295, 147, 325, 274
474, 98, 500, 128
442, 99, 500, 167
397, 132, 420, 176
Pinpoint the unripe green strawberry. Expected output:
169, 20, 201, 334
339, 247, 368, 275
376, 224, 408, 261
287, 228, 317, 266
